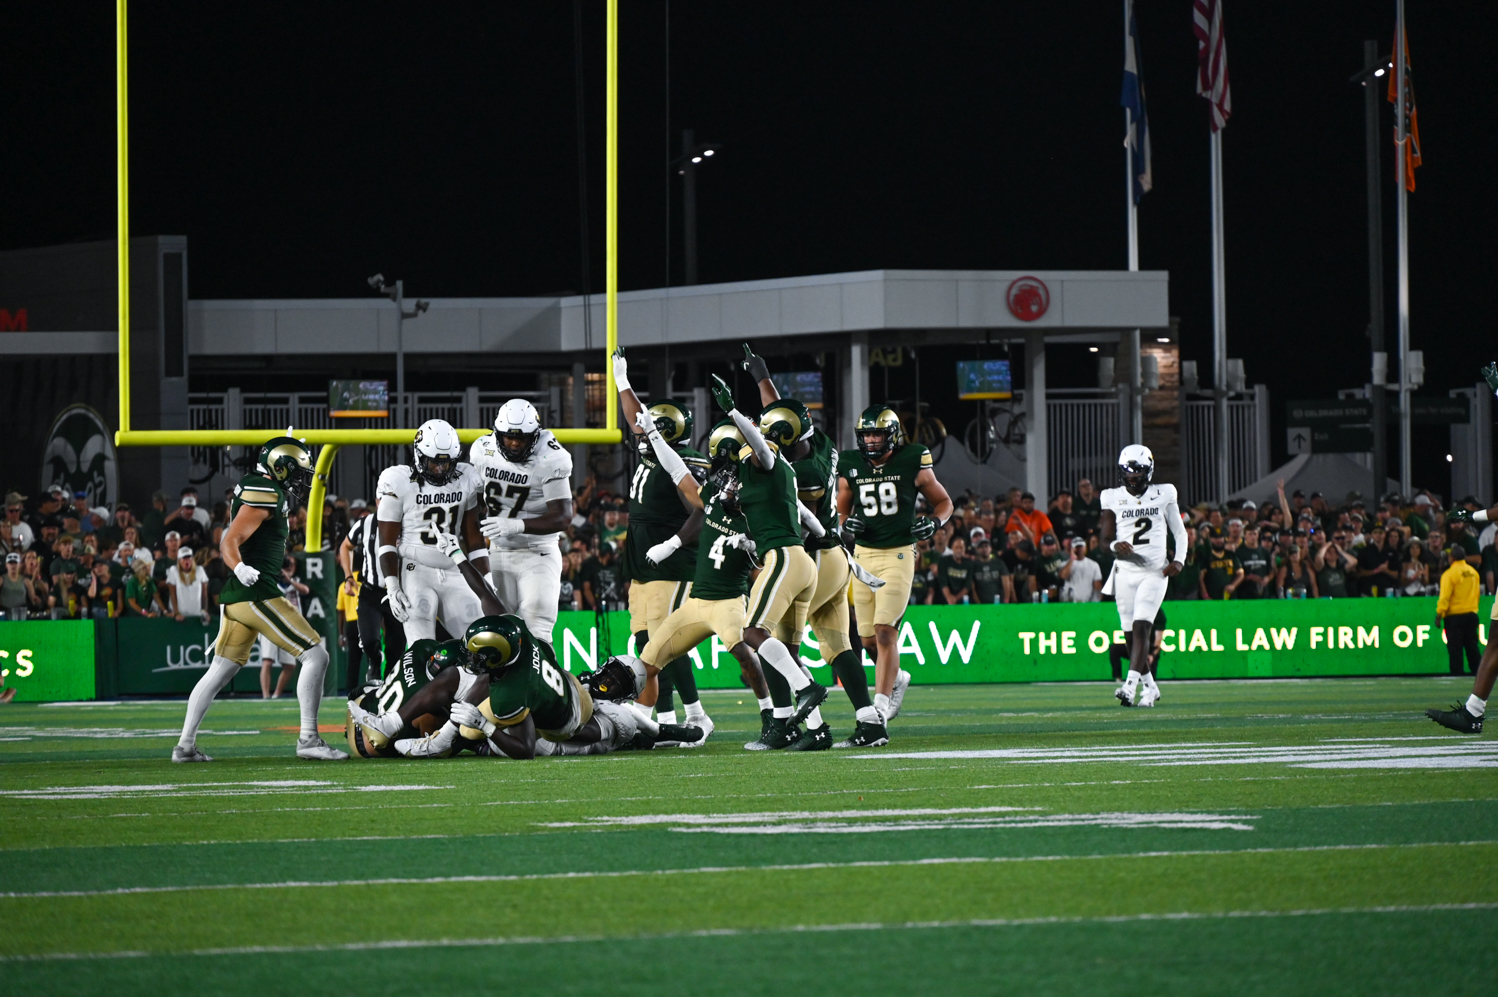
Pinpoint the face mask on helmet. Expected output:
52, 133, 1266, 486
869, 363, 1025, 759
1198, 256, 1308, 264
858, 428, 895, 458
494, 400, 542, 463
259, 438, 314, 500
413, 420, 463, 486
462, 616, 521, 677
1120, 460, 1153, 493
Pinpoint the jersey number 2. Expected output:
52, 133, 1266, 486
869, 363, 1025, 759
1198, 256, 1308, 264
1131, 518, 1153, 545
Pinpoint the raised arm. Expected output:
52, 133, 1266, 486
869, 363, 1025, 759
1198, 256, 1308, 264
612, 349, 648, 441
712, 374, 777, 469
636, 409, 705, 511
742, 344, 779, 407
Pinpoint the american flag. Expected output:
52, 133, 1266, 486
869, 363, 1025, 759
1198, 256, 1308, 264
1193, 0, 1231, 132
1387, 20, 1422, 191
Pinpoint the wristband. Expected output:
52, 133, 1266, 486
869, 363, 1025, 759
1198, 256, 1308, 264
377, 544, 399, 557
1476, 510, 1490, 523
467, 548, 489, 563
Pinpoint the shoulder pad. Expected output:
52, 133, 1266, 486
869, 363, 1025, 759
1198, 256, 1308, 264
917, 447, 934, 467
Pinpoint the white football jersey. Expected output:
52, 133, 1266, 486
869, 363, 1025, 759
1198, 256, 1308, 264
1101, 482, 1187, 572
468, 429, 574, 551
375, 463, 484, 569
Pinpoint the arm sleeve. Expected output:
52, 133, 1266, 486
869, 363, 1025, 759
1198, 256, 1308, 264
1164, 492, 1189, 566
646, 431, 692, 485
376, 469, 404, 522
796, 499, 826, 538
730, 409, 777, 469
1436, 571, 1452, 616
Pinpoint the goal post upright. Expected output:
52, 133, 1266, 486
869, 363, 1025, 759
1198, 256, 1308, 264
110, 0, 623, 551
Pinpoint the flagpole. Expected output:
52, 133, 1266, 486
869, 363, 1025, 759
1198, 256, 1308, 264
1395, 0, 1412, 495
1124, 0, 1142, 446
1210, 127, 1228, 503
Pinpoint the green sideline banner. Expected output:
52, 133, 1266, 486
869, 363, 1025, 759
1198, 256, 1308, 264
547, 597, 1493, 687
1, 594, 1487, 700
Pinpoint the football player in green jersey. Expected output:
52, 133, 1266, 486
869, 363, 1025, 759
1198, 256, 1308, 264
612, 349, 714, 735
174, 434, 347, 762
740, 343, 871, 750
837, 405, 953, 733
344, 636, 500, 758
633, 419, 773, 742
711, 374, 831, 735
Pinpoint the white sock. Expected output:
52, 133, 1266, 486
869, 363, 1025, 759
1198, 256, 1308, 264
772, 706, 794, 719
1123, 669, 1142, 692
874, 693, 891, 717
630, 701, 654, 723
178, 654, 240, 748
807, 706, 825, 728
1467, 694, 1487, 717
684, 701, 707, 722
756, 696, 774, 712
1142, 672, 1159, 692
759, 639, 810, 691
635, 712, 660, 736
656, 710, 677, 726
855, 705, 881, 724
296, 642, 330, 740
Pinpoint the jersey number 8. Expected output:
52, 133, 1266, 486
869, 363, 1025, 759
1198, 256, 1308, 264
540, 660, 566, 697
858, 481, 899, 517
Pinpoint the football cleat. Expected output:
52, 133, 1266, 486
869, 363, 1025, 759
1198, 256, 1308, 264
744, 709, 774, 749
1138, 685, 1159, 708
676, 713, 714, 748
787, 723, 833, 751
745, 716, 799, 751
833, 720, 890, 748
348, 700, 403, 749
788, 682, 829, 729
171, 744, 213, 763
1115, 684, 1136, 707
1426, 705, 1483, 734
657, 723, 706, 747
395, 727, 458, 758
295, 735, 349, 761
887, 669, 912, 719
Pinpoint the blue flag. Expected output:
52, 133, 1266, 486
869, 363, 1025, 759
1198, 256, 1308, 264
1121, 0, 1152, 203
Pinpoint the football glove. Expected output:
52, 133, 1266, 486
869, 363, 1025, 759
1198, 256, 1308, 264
1448, 508, 1474, 525
842, 516, 866, 538
646, 535, 682, 565
433, 528, 465, 566
231, 561, 261, 586
710, 374, 736, 414
741, 343, 771, 383
634, 407, 660, 437
382, 574, 412, 623
480, 515, 525, 540
910, 516, 938, 541
723, 533, 757, 556
612, 347, 631, 392
449, 701, 496, 737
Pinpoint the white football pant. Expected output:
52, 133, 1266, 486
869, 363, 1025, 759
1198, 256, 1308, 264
402, 562, 483, 643
1112, 567, 1169, 629
489, 545, 562, 644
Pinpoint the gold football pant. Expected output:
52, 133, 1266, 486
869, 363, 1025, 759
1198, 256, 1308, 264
745, 546, 818, 632
629, 579, 692, 636
641, 596, 748, 667
774, 546, 853, 659
214, 597, 320, 666
851, 543, 916, 637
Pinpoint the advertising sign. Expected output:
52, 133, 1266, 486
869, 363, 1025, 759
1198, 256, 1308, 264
0, 620, 95, 702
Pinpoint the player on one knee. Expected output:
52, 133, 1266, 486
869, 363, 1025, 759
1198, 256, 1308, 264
741, 344, 874, 750
470, 399, 575, 645
1428, 501, 1498, 734
376, 419, 489, 647
1100, 445, 1186, 708
173, 434, 346, 762
710, 374, 831, 740
836, 405, 953, 731
611, 349, 714, 738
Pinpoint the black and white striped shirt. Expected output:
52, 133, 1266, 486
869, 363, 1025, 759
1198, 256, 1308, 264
347, 515, 384, 590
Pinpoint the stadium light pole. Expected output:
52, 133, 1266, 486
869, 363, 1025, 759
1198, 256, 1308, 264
673, 129, 720, 285
1351, 42, 1393, 500
368, 275, 429, 429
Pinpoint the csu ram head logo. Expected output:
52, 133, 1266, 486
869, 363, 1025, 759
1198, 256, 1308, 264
41, 404, 118, 508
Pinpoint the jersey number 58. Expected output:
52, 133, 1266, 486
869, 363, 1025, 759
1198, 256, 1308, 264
858, 481, 899, 517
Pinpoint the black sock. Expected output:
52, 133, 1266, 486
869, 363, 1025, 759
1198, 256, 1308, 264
830, 649, 872, 711
763, 657, 793, 708
669, 656, 699, 707
1109, 643, 1126, 682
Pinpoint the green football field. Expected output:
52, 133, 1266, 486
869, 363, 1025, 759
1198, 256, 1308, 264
1, 677, 1494, 996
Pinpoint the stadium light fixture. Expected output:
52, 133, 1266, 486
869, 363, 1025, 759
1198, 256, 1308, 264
672, 129, 722, 285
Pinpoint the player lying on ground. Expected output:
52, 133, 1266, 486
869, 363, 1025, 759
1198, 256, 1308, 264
836, 404, 953, 728
710, 373, 834, 737
1427, 502, 1498, 734
174, 434, 345, 762
612, 348, 716, 739
1099, 445, 1186, 709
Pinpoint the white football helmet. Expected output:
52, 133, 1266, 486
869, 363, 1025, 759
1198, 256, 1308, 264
1118, 444, 1155, 493
493, 399, 542, 463
413, 418, 463, 485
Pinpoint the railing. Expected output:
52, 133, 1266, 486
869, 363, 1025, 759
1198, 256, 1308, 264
1181, 386, 1270, 505
1047, 392, 1123, 499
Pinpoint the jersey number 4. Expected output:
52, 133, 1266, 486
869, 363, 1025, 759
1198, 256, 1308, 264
420, 505, 462, 545
485, 482, 532, 519
858, 481, 899, 517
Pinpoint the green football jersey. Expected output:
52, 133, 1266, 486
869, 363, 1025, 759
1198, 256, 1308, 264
791, 429, 840, 550
354, 638, 463, 739
219, 473, 292, 603
488, 622, 574, 733
623, 446, 707, 583
839, 443, 933, 548
692, 484, 754, 601
736, 445, 801, 552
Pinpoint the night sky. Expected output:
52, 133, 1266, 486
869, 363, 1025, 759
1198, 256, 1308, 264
4, 2, 1494, 485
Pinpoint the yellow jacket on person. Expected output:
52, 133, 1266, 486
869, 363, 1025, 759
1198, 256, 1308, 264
1436, 560, 1480, 618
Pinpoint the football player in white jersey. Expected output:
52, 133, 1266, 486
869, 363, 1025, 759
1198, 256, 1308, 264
376, 419, 490, 644
1099, 444, 1188, 708
469, 399, 574, 645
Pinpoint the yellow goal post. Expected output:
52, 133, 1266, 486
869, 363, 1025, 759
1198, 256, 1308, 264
111, 0, 622, 552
